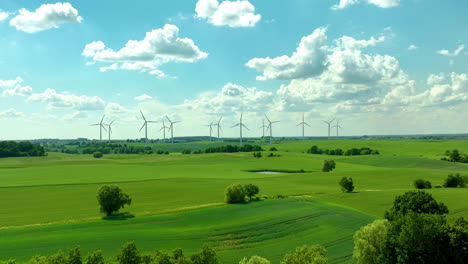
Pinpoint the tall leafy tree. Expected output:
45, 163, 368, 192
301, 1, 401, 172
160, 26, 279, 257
97, 185, 132, 216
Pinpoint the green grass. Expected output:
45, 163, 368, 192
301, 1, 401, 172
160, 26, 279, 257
0, 139, 467, 263
0, 198, 376, 264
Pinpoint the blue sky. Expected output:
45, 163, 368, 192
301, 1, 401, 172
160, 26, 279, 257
0, 0, 467, 139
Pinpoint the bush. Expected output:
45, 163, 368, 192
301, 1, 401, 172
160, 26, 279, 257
339, 177, 354, 193
191, 244, 219, 264
253, 152, 262, 158
97, 185, 132, 216
117, 242, 140, 264
269, 147, 278, 151
225, 184, 246, 204
85, 250, 105, 264
444, 173, 467, 187
239, 256, 271, 264
181, 149, 191, 154
93, 152, 103, 158
322, 160, 336, 172
244, 184, 260, 200
384, 191, 448, 221
280, 245, 328, 264
413, 179, 432, 189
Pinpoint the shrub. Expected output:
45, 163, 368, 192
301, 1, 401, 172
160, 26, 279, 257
97, 185, 132, 216
93, 152, 103, 158
85, 250, 105, 264
225, 184, 246, 204
322, 160, 336, 172
339, 177, 354, 193
253, 152, 262, 158
244, 184, 260, 200
191, 244, 219, 264
269, 147, 278, 151
181, 149, 191, 154
280, 245, 328, 264
413, 179, 432, 189
239, 256, 271, 264
117, 242, 140, 264
444, 173, 467, 187
434, 184, 443, 188
68, 247, 82, 264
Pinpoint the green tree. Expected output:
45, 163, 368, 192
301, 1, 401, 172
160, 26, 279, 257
93, 152, 103, 158
190, 244, 218, 264
413, 179, 432, 189
244, 184, 260, 200
225, 184, 246, 204
384, 191, 448, 221
153, 250, 172, 264
117, 242, 141, 264
97, 185, 132, 216
339, 177, 354, 193
85, 250, 105, 264
281, 245, 328, 264
322, 160, 336, 172
239, 256, 271, 264
353, 219, 389, 264
68, 247, 82, 264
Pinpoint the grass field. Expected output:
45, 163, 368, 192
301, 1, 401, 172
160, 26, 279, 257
0, 139, 467, 263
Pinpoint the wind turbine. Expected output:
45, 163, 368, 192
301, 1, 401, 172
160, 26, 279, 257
91, 115, 107, 142
259, 119, 268, 141
333, 120, 343, 137
216, 117, 223, 141
296, 113, 311, 139
231, 112, 249, 146
166, 116, 181, 144
264, 114, 280, 144
159, 120, 169, 143
105, 120, 115, 143
323, 119, 335, 140
139, 110, 157, 143
205, 121, 215, 141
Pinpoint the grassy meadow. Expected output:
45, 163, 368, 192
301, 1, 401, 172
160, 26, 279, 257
0, 139, 467, 263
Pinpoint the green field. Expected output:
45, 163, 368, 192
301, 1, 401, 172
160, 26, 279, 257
1, 139, 467, 263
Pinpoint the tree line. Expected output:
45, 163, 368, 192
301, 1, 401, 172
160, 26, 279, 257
306, 145, 379, 156
0, 141, 45, 158
441, 149, 468, 163
183, 144, 263, 154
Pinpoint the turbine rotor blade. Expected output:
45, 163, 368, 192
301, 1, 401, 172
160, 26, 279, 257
231, 124, 240, 128
100, 115, 105, 123
264, 114, 270, 123
139, 122, 146, 132
166, 116, 172, 123
140, 110, 146, 121
242, 124, 249, 130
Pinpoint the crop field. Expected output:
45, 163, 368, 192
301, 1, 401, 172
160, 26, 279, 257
1, 139, 467, 263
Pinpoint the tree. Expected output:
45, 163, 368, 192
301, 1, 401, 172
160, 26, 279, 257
413, 179, 432, 189
97, 185, 132, 216
68, 247, 82, 264
281, 245, 328, 264
353, 219, 389, 264
384, 191, 448, 221
339, 177, 354, 193
239, 256, 271, 264
225, 184, 246, 204
190, 244, 218, 264
117, 242, 141, 264
244, 184, 260, 200
322, 160, 336, 172
449, 149, 461, 162
85, 250, 105, 264
93, 152, 103, 158
444, 173, 467, 188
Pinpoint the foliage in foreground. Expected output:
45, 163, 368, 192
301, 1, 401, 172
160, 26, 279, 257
97, 185, 132, 217
383, 191, 448, 221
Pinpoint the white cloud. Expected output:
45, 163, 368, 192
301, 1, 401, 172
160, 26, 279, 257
134, 94, 153, 101
427, 73, 445, 86
0, 77, 33, 97
0, 10, 9, 21
0, 108, 23, 118
84, 24, 207, 76
332, 0, 400, 10
27, 88, 105, 111
9, 2, 82, 33
408, 44, 418, 51
437, 44, 464, 57
195, 0, 261, 27
246, 27, 328, 80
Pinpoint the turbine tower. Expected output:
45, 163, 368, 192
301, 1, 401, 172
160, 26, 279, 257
139, 110, 157, 143
216, 117, 223, 141
205, 121, 215, 141
231, 112, 249, 146
333, 120, 343, 137
106, 120, 115, 143
296, 113, 311, 139
264, 114, 280, 144
166, 116, 181, 144
259, 119, 268, 141
159, 119, 169, 143
323, 119, 335, 140
91, 115, 107, 142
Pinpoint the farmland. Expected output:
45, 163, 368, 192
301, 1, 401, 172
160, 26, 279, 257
0, 139, 467, 263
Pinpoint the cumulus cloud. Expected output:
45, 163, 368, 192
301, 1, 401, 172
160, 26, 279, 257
408, 44, 418, 51
437, 44, 464, 57
0, 10, 8, 21
27, 88, 105, 111
83, 24, 207, 76
134, 94, 153, 101
0, 108, 23, 118
332, 0, 400, 10
9, 2, 82, 33
0, 77, 33, 97
246, 27, 328, 80
195, 0, 261, 27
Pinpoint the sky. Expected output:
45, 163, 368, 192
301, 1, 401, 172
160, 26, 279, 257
0, 0, 467, 140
